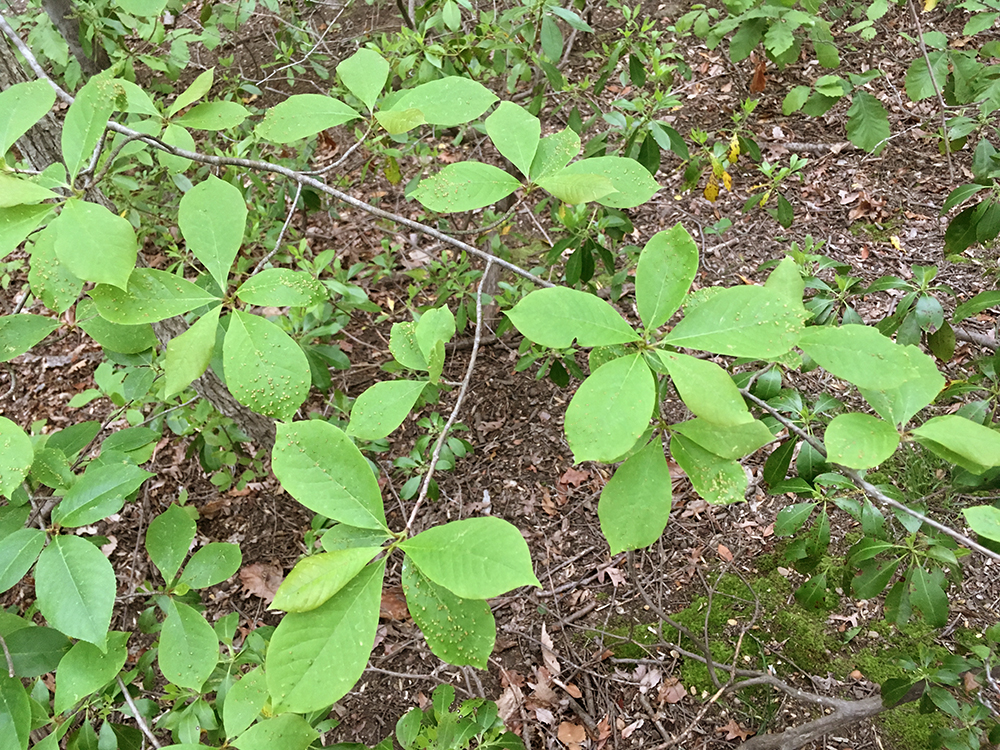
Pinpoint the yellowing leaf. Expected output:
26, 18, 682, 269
728, 133, 740, 163
704, 177, 719, 202
923, 0, 939, 10
722, 171, 733, 191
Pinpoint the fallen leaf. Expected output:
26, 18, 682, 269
750, 57, 767, 94
963, 671, 980, 692
559, 467, 590, 487
380, 585, 410, 620
598, 565, 626, 586
239, 562, 283, 603
529, 666, 560, 706
557, 721, 587, 750
565, 682, 582, 699
718, 544, 734, 562
620, 719, 643, 738
535, 707, 555, 724
541, 623, 561, 675
717, 718, 754, 741
658, 677, 686, 704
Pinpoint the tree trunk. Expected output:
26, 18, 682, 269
41, 0, 108, 75
0, 32, 276, 451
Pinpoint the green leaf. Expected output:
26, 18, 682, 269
799, 325, 914, 390
157, 124, 195, 173
91, 269, 222, 324
506, 287, 639, 348
671, 418, 773, 460
53, 200, 136, 290
399, 517, 539, 598
270, 547, 380, 613
0, 314, 59, 362
852, 557, 902, 599
0, 529, 45, 594
529, 127, 581, 180
173, 101, 249, 130
233, 714, 318, 750
53, 631, 129, 715
159, 598, 219, 691
858, 344, 944, 427
28, 227, 81, 314
846, 92, 890, 155
178, 175, 246, 291
664, 286, 805, 358
911, 415, 1000, 474
540, 14, 563, 60
235, 269, 326, 307
942, 184, 987, 216
953, 290, 1000, 323
783, 85, 811, 115
255, 95, 361, 143
908, 566, 947, 627
0, 204, 54, 260
0, 673, 30, 750
485, 102, 541, 178
794, 573, 828, 610
374, 108, 426, 135
0, 80, 56, 156
117, 0, 169, 15
670, 433, 747, 505
412, 162, 520, 213
167, 68, 215, 118
565, 354, 655, 463
52, 462, 152, 528
635, 224, 699, 331
658, 352, 750, 426
390, 321, 427, 370
964, 11, 999, 34
824, 413, 899, 470
558, 157, 660, 208
321, 525, 391, 552
549, 5, 594, 31
336, 48, 390, 111
62, 74, 117, 182
223, 667, 267, 739
223, 311, 309, 420
178, 543, 241, 589
35, 535, 116, 648
347, 380, 427, 440
416, 306, 456, 359
535, 172, 615, 204
77, 298, 158, 354
5, 625, 70, 677
0, 174, 58, 207
598, 437, 672, 554
389, 78, 498, 128
165, 304, 221, 398
272, 421, 387, 531
401, 556, 495, 669
774, 502, 814, 536
964, 505, 1000, 542
145, 504, 196, 583
266, 560, 385, 713
904, 52, 949, 102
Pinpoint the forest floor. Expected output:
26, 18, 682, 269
4, 1, 1000, 749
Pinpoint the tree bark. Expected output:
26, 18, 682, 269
0, 32, 276, 451
41, 0, 108, 75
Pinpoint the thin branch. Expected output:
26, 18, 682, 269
116, 676, 162, 749
0, 634, 14, 677
406, 259, 493, 532
906, 0, 954, 182
251, 181, 303, 276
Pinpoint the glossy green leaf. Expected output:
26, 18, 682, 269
28, 227, 81, 314
389, 321, 427, 370
401, 556, 495, 669
233, 711, 318, 750
911, 415, 1000, 474
534, 172, 616, 204
374, 108, 426, 135
5, 625, 70, 677
117, 0, 169, 15
0, 673, 30, 750
389, 78, 498, 128
635, 224, 699, 331
145, 504, 196, 583
412, 162, 520, 213
558, 156, 660, 208
0, 529, 45, 594
904, 52, 949, 102
858, 344, 944, 427
658, 352, 750, 426
908, 566, 947, 627
347, 380, 427, 440
598, 437, 672, 554
0, 80, 56, 156
415, 306, 456, 360
167, 68, 215, 117
851, 557, 902, 599
321, 525, 391, 552
53, 631, 129, 714
665, 285, 805, 358
799, 325, 914, 390
336, 48, 389, 111
964, 505, 1000, 542
399, 517, 540, 599
157, 123, 195, 173
794, 573, 828, 610
0, 418, 31, 500
954, 290, 1000, 323
224, 667, 267, 739
159, 598, 219, 691
52, 462, 152, 528
485, 102, 540, 178
272, 420, 387, 531
506, 287, 639, 348
179, 543, 242, 589
91, 269, 222, 325
165, 304, 221, 398
824, 413, 899, 470
35, 535, 116, 648
266, 560, 385, 713
774, 502, 815, 536
223, 311, 309, 420
270, 547, 380, 613
0, 314, 59, 362
671, 418, 773, 460
0, 174, 57, 208
53, 200, 136, 290
565, 354, 654, 463
846, 91, 890, 155
173, 101, 249, 131
62, 74, 117, 181
529, 127, 581, 180
77, 298, 158, 354
0, 204, 54, 260
178, 175, 246, 290
255, 95, 361, 143
235, 269, 326, 307
670, 433, 747, 505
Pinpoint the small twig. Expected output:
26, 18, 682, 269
252, 182, 303, 276
907, 0, 954, 182
0, 634, 15, 677
88, 133, 144, 188
116, 676, 162, 748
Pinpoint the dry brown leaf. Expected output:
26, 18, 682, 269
565, 682, 582, 699
963, 671, 980, 692
718, 544, 734, 562
557, 721, 587, 750
597, 565, 626, 586
559, 467, 590, 487
496, 683, 525, 726
750, 58, 767, 94
380, 585, 410, 620
529, 667, 560, 706
717, 718, 754, 741
658, 677, 687, 704
540, 623, 561, 676
239, 562, 283, 603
